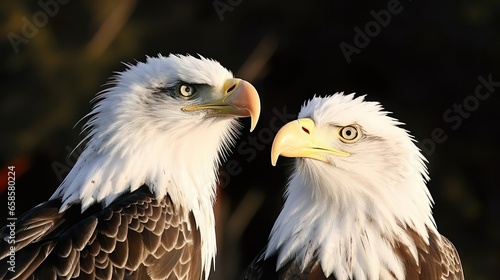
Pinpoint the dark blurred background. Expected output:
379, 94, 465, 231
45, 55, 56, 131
1, 1, 499, 279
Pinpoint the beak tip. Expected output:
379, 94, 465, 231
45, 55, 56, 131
270, 150, 280, 167
249, 114, 259, 132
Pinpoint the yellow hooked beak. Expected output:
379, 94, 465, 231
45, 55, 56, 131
182, 78, 261, 131
271, 118, 350, 166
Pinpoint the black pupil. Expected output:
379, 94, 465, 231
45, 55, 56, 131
344, 127, 355, 138
184, 86, 191, 93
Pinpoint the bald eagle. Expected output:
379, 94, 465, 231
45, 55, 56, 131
0, 54, 260, 279
243, 94, 463, 279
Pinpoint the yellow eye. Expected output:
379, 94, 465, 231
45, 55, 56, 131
339, 125, 361, 143
179, 83, 196, 98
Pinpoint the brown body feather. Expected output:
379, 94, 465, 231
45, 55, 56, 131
0, 185, 203, 280
243, 228, 464, 280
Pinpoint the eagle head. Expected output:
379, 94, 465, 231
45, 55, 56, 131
55, 54, 260, 211
271, 93, 430, 210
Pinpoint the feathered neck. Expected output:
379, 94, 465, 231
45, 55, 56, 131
265, 158, 438, 279
51, 98, 238, 279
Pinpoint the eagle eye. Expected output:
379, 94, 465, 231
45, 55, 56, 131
338, 125, 361, 143
178, 83, 197, 98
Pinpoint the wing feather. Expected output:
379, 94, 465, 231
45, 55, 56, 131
393, 228, 464, 280
439, 235, 464, 280
73, 218, 98, 250
142, 228, 162, 253
108, 239, 128, 268
0, 185, 204, 279
125, 230, 145, 271
80, 248, 95, 274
